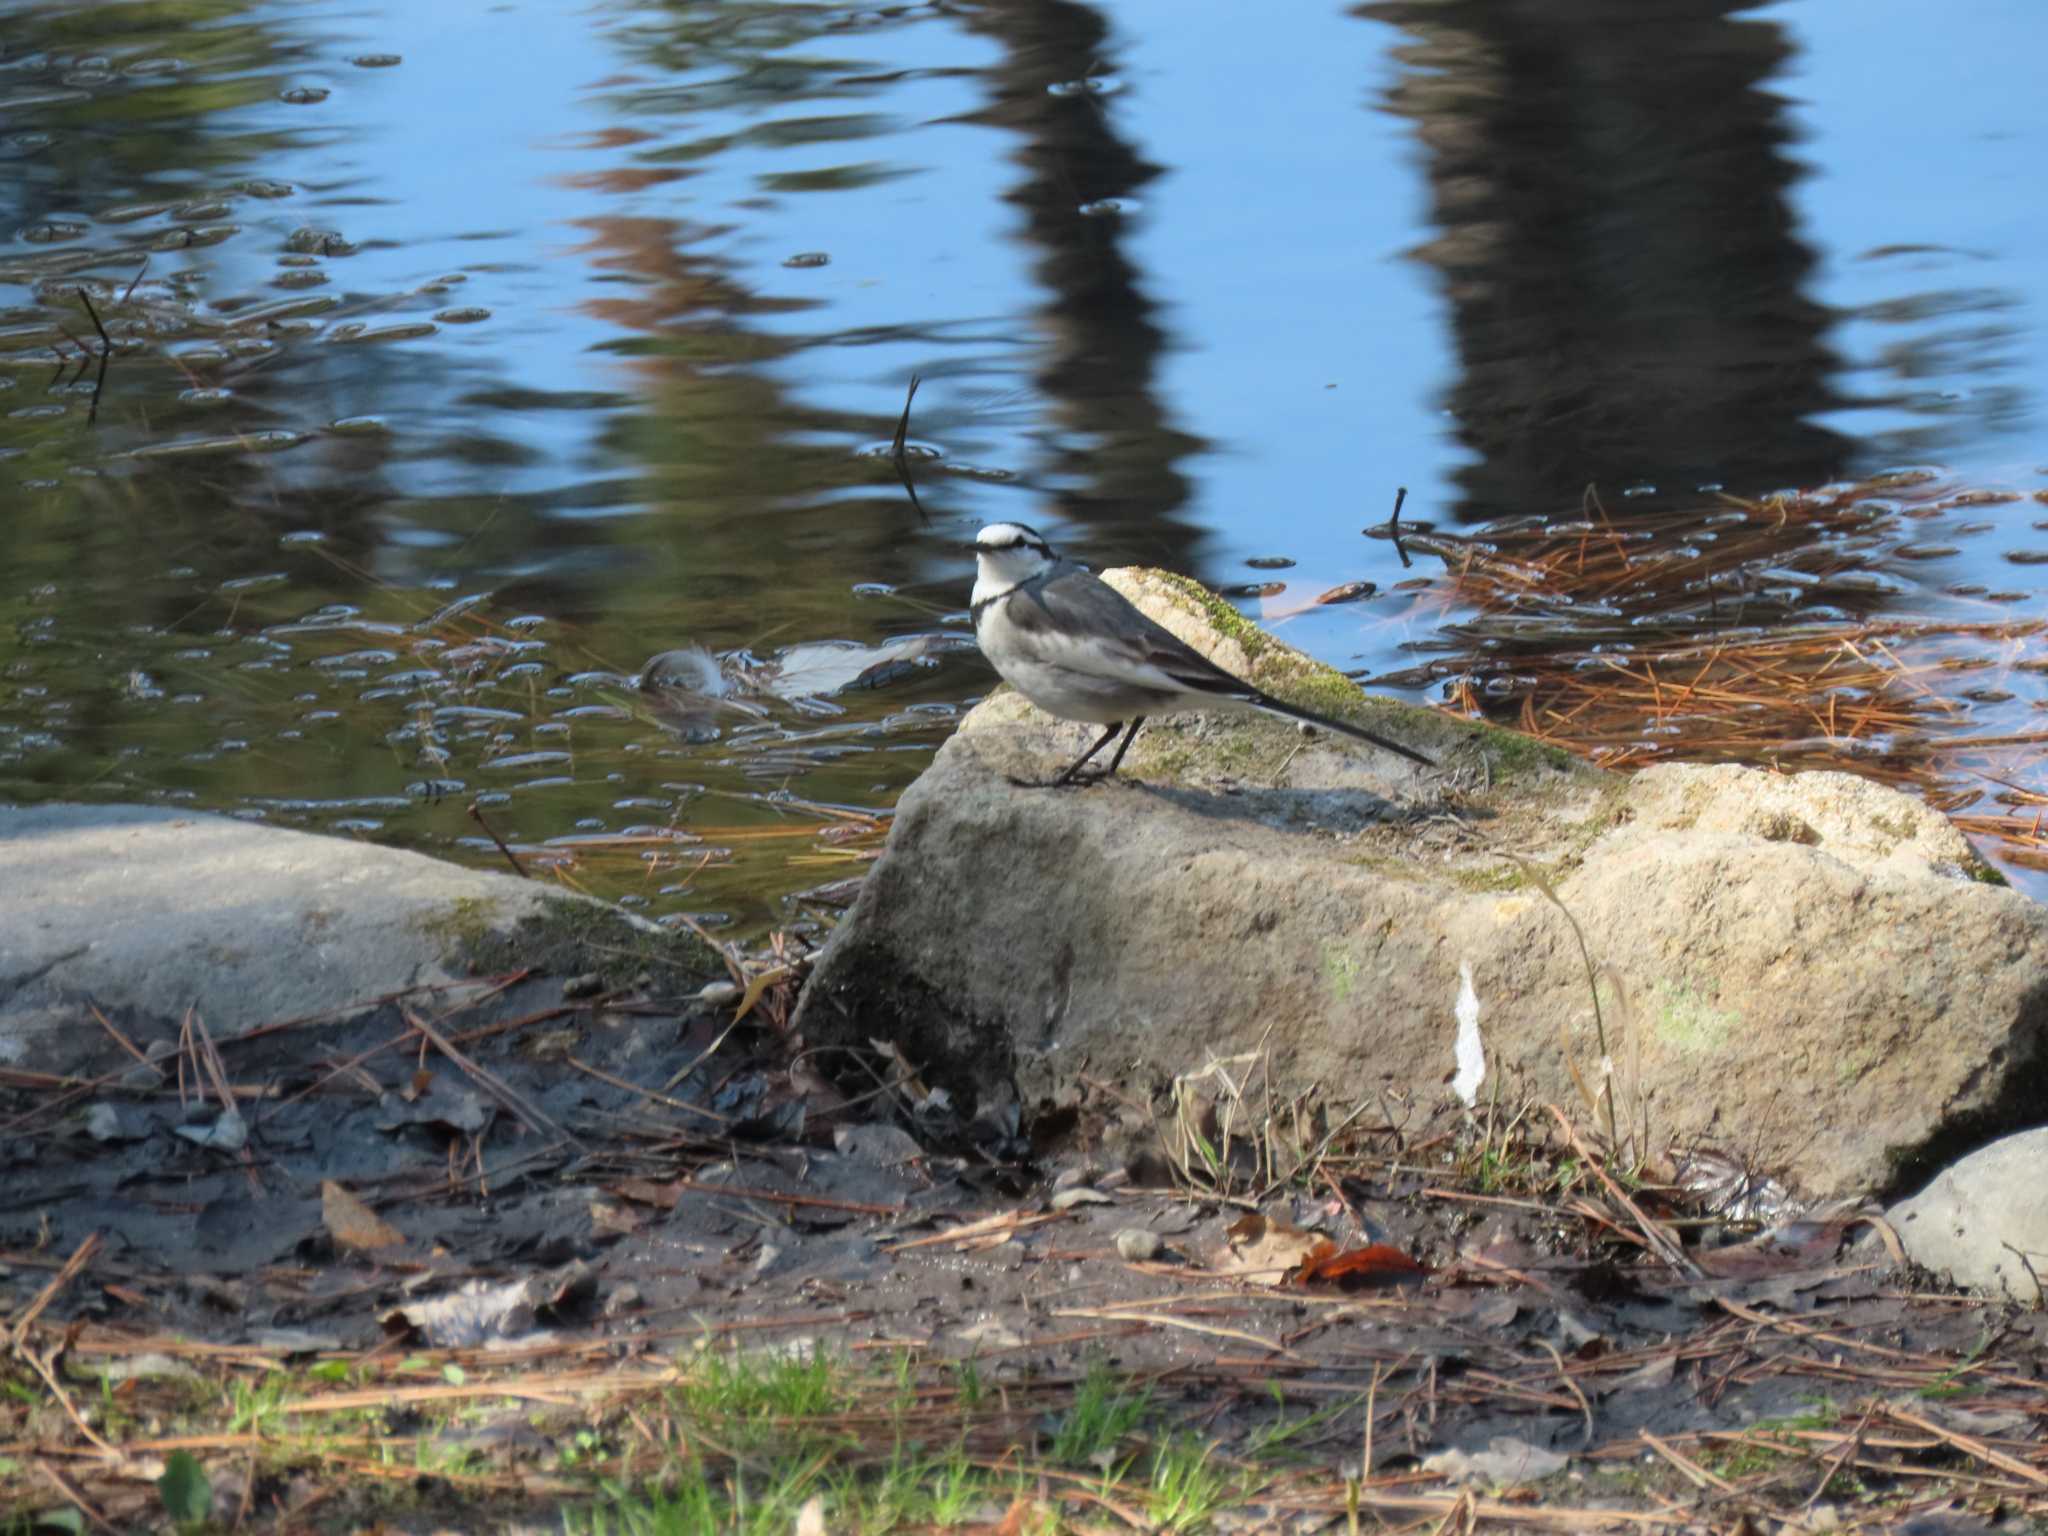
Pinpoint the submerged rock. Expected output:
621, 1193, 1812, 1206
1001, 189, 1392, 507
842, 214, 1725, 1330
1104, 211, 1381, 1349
795, 566, 2048, 1201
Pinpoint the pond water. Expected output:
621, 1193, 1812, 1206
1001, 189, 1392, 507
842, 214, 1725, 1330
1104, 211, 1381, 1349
6, 0, 2048, 929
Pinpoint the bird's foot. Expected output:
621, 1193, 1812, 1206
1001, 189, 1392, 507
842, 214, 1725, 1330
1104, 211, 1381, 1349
1008, 769, 1116, 789
1057, 765, 1124, 788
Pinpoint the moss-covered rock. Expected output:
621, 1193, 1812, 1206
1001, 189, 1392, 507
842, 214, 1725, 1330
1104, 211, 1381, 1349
432, 896, 722, 994
795, 579, 2048, 1204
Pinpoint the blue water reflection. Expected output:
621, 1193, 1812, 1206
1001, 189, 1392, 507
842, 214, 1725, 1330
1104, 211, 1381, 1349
4, 0, 2048, 926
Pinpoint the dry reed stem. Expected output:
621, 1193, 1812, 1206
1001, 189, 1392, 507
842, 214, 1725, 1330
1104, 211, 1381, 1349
5, 1233, 100, 1351
401, 1004, 586, 1153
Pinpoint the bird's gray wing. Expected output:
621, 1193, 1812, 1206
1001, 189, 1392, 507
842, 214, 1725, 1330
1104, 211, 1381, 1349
1012, 565, 1437, 769
1009, 567, 1258, 699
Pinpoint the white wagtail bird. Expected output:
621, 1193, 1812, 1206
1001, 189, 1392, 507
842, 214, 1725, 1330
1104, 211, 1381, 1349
970, 521, 1434, 785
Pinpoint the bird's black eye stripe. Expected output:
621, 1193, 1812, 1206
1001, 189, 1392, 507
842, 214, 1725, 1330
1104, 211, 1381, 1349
978, 531, 1044, 553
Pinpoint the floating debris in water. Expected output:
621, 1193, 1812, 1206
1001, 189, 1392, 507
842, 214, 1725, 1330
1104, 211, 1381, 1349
1314, 580, 1376, 605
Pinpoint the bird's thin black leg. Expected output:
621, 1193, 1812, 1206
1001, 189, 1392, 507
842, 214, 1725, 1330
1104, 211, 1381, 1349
1103, 717, 1145, 776
1053, 722, 1126, 787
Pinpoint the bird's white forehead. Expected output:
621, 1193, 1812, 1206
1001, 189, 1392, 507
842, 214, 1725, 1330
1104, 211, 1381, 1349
975, 521, 1043, 548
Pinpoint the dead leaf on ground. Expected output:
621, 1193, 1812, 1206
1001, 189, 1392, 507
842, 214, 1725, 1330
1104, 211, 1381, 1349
985, 1497, 1043, 1536
956, 1319, 1023, 1352
1605, 1354, 1677, 1395
321, 1180, 405, 1251
1690, 1219, 1856, 1279
1295, 1239, 1429, 1290
1421, 1435, 1569, 1487
1215, 1211, 1322, 1285
1217, 1215, 1428, 1289
383, 1261, 597, 1347
588, 1195, 645, 1237
1049, 1186, 1113, 1211
883, 1208, 1059, 1253
868, 1037, 930, 1100
606, 1178, 683, 1211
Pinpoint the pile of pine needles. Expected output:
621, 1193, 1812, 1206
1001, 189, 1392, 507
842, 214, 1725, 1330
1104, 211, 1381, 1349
1386, 476, 2048, 879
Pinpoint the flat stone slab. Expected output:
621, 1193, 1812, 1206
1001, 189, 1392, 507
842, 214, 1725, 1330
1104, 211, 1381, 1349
0, 803, 580, 1066
0, 802, 740, 1291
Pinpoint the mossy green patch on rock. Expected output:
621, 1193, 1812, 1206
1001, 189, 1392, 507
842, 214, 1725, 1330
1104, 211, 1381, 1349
1444, 860, 1535, 894
1149, 569, 1274, 665
1466, 719, 1579, 780
1126, 570, 1402, 725
1964, 858, 2010, 887
1271, 662, 1405, 728
1319, 938, 1363, 1001
1653, 979, 1739, 1055
1339, 849, 1432, 884
418, 895, 508, 954
423, 894, 722, 994
1127, 566, 1589, 784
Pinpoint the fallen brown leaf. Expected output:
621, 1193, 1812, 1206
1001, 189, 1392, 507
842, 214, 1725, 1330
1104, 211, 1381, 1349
1215, 1211, 1321, 1286
321, 1181, 404, 1251
1295, 1240, 1429, 1290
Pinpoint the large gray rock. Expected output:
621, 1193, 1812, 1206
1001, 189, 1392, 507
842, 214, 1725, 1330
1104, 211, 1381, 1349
795, 567, 2048, 1201
1888, 1129, 2048, 1301
0, 804, 606, 1067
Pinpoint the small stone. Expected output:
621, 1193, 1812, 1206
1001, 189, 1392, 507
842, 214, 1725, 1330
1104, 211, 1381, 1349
697, 980, 742, 1008
1114, 1228, 1162, 1262
175, 1110, 247, 1152
834, 1123, 922, 1164
86, 1103, 131, 1141
1050, 1186, 1112, 1211
604, 1283, 642, 1317
562, 971, 605, 999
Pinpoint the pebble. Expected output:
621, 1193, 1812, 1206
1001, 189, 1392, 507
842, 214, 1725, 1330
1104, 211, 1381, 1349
1114, 1228, 1162, 1262
1050, 1186, 1113, 1211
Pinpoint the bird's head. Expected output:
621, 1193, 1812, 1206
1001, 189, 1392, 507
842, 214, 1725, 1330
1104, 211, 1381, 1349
973, 521, 1058, 587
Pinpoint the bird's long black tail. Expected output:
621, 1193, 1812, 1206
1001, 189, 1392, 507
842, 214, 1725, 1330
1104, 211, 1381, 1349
1246, 691, 1435, 769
